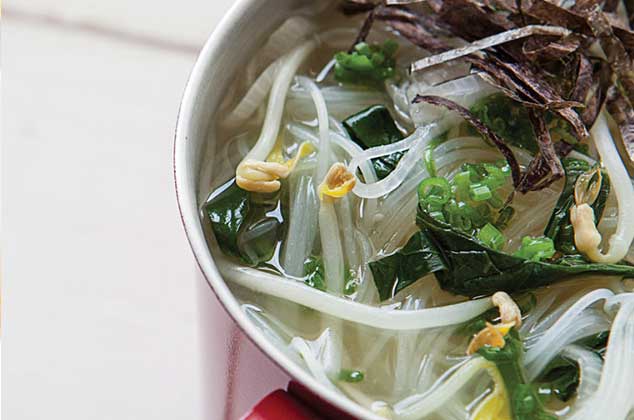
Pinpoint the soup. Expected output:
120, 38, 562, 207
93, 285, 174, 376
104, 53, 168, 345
200, 1, 634, 419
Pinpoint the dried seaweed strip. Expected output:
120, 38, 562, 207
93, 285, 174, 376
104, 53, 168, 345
607, 87, 634, 163
437, 0, 514, 42
603, 0, 620, 13
385, 0, 425, 4
522, 34, 582, 61
350, 8, 377, 51
410, 25, 571, 72
587, 5, 631, 70
524, 0, 634, 53
375, 5, 454, 36
341, 0, 377, 14
489, 54, 589, 138
525, 0, 591, 32
469, 56, 546, 105
555, 139, 575, 156
570, 54, 594, 103
525, 110, 564, 190
571, 0, 603, 14
413, 95, 523, 186
581, 61, 612, 126
387, 19, 451, 53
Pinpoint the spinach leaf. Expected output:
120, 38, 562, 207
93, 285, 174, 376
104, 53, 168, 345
415, 207, 634, 297
343, 105, 404, 179
204, 178, 285, 266
576, 330, 609, 357
369, 230, 446, 301
536, 356, 579, 402
478, 329, 557, 420
544, 158, 610, 255
536, 330, 610, 402
205, 179, 250, 259
304, 255, 326, 292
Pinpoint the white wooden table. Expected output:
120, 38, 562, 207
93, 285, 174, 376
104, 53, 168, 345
2, 1, 290, 418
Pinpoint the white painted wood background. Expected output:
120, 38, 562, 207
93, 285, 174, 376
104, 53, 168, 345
2, 1, 290, 419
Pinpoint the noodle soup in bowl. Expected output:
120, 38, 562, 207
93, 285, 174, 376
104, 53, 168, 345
176, 0, 634, 418
175, 1, 382, 418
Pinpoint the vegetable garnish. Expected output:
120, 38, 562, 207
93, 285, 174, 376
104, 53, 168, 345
477, 329, 557, 420
465, 295, 556, 420
339, 369, 365, 383
318, 163, 356, 200
342, 105, 404, 179
205, 179, 285, 266
334, 40, 398, 87
407, 206, 634, 297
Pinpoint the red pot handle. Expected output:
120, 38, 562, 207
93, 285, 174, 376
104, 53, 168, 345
243, 382, 360, 420
243, 389, 323, 420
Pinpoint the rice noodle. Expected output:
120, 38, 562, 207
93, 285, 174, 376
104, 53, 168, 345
239, 39, 318, 164
218, 259, 493, 330
392, 357, 494, 420
349, 124, 444, 199
526, 309, 610, 380
282, 171, 319, 276
560, 344, 603, 402
290, 330, 341, 390
524, 289, 614, 376
567, 296, 634, 420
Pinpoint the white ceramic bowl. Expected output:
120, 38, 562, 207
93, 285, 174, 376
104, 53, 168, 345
174, 1, 381, 418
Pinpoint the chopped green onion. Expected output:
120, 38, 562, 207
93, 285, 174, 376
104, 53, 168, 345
418, 177, 451, 206
477, 223, 505, 250
469, 183, 492, 201
514, 236, 556, 261
424, 148, 437, 177
339, 369, 364, 383
452, 171, 471, 199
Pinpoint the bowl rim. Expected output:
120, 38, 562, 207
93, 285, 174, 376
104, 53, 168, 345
173, 1, 382, 419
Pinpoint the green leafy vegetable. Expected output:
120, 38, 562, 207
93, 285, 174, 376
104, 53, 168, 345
204, 179, 285, 266
334, 40, 398, 87
470, 94, 538, 153
536, 330, 610, 402
470, 94, 580, 154
339, 369, 365, 383
536, 356, 579, 402
544, 158, 610, 255
413, 207, 634, 297
478, 329, 557, 420
344, 269, 359, 296
343, 105, 404, 179
369, 231, 446, 301
205, 179, 250, 259
576, 330, 609, 356
303, 255, 326, 292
